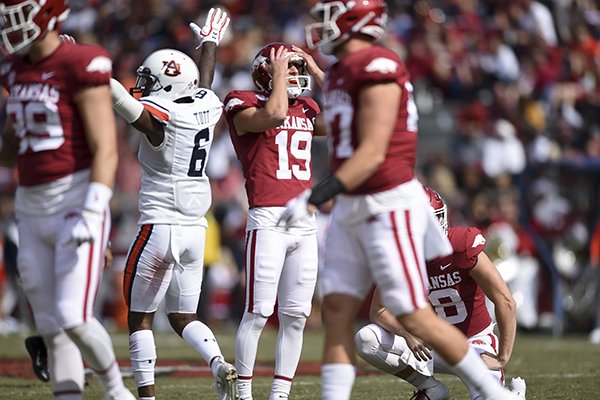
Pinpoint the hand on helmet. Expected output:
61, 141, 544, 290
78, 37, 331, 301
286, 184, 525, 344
59, 34, 76, 44
190, 7, 230, 48
267, 45, 291, 78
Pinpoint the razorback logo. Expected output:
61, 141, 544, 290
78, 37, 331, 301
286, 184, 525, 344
162, 60, 181, 77
472, 233, 486, 248
86, 56, 112, 73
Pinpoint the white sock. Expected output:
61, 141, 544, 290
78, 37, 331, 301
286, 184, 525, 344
139, 397, 155, 400
238, 376, 253, 400
449, 347, 505, 398
181, 320, 224, 366
235, 312, 268, 378
129, 329, 157, 388
270, 377, 292, 399
321, 363, 355, 400
44, 331, 85, 398
65, 318, 123, 392
274, 314, 306, 379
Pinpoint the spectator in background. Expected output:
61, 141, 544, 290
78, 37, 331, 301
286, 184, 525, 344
481, 118, 526, 180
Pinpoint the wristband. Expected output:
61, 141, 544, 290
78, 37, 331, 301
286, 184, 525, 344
84, 182, 113, 214
110, 78, 144, 123
308, 175, 345, 207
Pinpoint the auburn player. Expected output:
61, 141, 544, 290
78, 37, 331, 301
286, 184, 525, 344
0, 0, 134, 398
355, 186, 526, 400
223, 42, 324, 400
109, 8, 237, 400
279, 1, 521, 399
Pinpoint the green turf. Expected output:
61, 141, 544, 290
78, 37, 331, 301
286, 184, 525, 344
1, 327, 599, 399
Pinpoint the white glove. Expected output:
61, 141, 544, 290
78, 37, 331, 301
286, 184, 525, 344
59, 34, 76, 44
189, 7, 230, 48
277, 189, 313, 230
69, 210, 103, 246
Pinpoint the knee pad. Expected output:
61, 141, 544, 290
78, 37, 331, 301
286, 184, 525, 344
355, 325, 380, 359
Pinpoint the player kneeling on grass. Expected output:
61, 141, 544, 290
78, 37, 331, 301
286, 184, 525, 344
355, 186, 526, 400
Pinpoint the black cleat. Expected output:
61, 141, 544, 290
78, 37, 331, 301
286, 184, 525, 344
25, 335, 50, 382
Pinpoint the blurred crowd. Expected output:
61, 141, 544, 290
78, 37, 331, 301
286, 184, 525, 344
1, 0, 599, 341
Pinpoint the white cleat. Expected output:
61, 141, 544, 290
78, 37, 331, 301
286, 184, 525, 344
508, 376, 526, 400
214, 361, 239, 400
103, 386, 136, 400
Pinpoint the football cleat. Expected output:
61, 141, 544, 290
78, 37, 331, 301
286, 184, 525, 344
213, 361, 239, 400
24, 335, 50, 382
508, 376, 526, 399
103, 386, 136, 400
409, 381, 450, 400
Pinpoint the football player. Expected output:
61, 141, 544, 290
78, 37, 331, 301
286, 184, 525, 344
355, 186, 526, 400
279, 1, 521, 399
0, 0, 134, 398
109, 7, 237, 400
223, 42, 324, 400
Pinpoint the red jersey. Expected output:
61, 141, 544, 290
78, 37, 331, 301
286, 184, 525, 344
323, 46, 418, 195
426, 226, 492, 337
0, 42, 112, 187
224, 90, 320, 208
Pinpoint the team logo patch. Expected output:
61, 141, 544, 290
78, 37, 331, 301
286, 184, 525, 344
162, 60, 181, 77
86, 56, 112, 73
472, 233, 486, 248
365, 57, 398, 74
225, 97, 244, 112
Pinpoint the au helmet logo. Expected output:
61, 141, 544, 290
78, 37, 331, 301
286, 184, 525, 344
162, 60, 181, 77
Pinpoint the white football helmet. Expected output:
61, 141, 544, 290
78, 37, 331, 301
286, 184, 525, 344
131, 48, 199, 101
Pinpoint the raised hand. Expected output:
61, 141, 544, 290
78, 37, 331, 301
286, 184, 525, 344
291, 45, 324, 87
189, 7, 230, 48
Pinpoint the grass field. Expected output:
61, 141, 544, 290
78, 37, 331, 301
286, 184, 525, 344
1, 327, 599, 399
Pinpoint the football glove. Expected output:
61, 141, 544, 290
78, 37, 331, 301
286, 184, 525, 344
189, 7, 230, 48
69, 210, 103, 246
277, 189, 313, 230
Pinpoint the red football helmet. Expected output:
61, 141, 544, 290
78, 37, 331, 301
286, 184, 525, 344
423, 185, 448, 235
305, 0, 388, 55
0, 0, 69, 55
251, 42, 311, 99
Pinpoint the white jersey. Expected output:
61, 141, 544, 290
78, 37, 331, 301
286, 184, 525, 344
137, 89, 222, 226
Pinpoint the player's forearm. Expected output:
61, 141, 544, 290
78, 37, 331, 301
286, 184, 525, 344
198, 41, 217, 89
494, 301, 517, 365
89, 147, 117, 188
263, 71, 289, 122
334, 142, 385, 191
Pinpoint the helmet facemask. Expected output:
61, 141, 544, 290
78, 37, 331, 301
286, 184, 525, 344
306, 0, 387, 55
0, 0, 69, 55
433, 204, 448, 236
